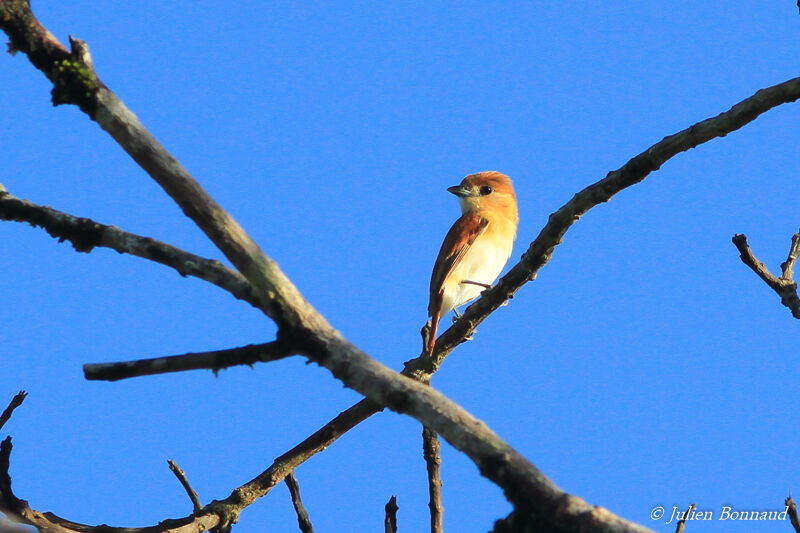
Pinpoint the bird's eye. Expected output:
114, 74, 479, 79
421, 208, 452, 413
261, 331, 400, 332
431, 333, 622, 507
480, 186, 493, 196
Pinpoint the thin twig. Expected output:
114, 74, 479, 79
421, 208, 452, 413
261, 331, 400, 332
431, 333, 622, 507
732, 233, 800, 318
423, 426, 444, 533
384, 496, 398, 533
167, 460, 203, 514
781, 231, 800, 280
675, 503, 695, 533
83, 341, 296, 381
285, 473, 314, 533
787, 495, 800, 533
0, 392, 27, 433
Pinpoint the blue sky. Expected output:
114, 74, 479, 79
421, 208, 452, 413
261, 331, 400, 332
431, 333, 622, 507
3, 2, 800, 532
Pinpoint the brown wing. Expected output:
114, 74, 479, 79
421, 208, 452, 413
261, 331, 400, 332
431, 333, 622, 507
428, 213, 489, 317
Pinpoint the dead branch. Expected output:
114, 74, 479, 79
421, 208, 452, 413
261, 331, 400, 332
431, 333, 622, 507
83, 341, 296, 381
0, 188, 263, 312
787, 495, 800, 533
675, 503, 695, 533
0, 392, 26, 433
1, 435, 218, 532
384, 496, 398, 533
732, 232, 800, 318
168, 460, 203, 515
423, 427, 444, 533
284, 474, 314, 533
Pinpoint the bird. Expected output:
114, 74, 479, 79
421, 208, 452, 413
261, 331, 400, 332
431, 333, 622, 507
426, 171, 518, 355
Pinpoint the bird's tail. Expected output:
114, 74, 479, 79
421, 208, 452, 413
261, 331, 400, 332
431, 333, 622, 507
427, 309, 441, 356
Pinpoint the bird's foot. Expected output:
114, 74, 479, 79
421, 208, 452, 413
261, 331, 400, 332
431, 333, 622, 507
449, 309, 475, 341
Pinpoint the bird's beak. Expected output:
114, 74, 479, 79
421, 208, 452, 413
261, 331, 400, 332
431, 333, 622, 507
448, 185, 472, 197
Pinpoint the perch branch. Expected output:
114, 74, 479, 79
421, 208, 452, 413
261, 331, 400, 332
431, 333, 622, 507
168, 460, 203, 514
83, 341, 296, 381
423, 426, 444, 533
410, 75, 800, 377
284, 473, 314, 533
732, 232, 800, 318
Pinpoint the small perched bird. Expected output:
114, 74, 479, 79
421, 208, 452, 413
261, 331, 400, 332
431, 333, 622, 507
426, 171, 518, 355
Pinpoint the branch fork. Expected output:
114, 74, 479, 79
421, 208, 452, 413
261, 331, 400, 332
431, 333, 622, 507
732, 231, 800, 318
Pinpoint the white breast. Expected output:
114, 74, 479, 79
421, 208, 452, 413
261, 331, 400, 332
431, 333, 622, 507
439, 227, 514, 316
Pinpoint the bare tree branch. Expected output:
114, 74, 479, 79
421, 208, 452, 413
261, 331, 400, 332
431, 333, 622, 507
83, 341, 296, 381
732, 232, 800, 318
1, 392, 215, 532
0, 392, 26, 434
384, 496, 398, 533
167, 460, 203, 515
284, 473, 314, 533
787, 495, 800, 533
0, 188, 264, 312
1, 435, 220, 533
675, 503, 695, 533
4, 2, 800, 532
422, 427, 443, 533
781, 232, 800, 281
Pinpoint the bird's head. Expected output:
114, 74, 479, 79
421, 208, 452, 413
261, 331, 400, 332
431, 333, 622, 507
448, 171, 518, 224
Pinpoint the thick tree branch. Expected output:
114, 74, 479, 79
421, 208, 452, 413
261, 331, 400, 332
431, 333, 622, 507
732, 232, 800, 318
0, 187, 265, 312
422, 427, 444, 533
284, 474, 314, 533
83, 341, 296, 381
168, 460, 203, 515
